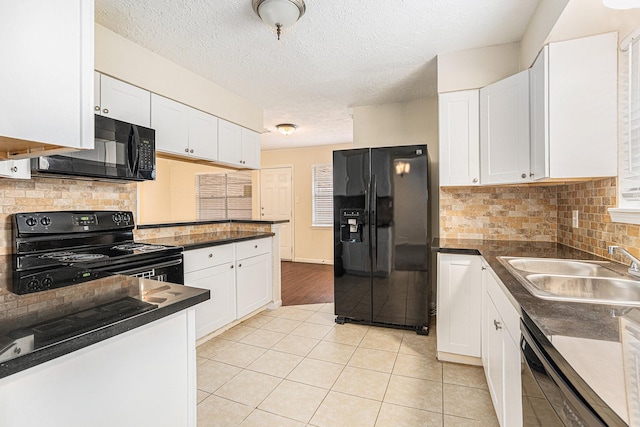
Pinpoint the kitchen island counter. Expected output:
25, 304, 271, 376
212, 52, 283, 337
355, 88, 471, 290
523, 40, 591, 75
140, 230, 274, 251
432, 239, 632, 426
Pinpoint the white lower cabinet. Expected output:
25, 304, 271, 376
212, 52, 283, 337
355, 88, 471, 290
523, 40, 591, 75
482, 263, 522, 427
184, 238, 272, 339
437, 253, 482, 363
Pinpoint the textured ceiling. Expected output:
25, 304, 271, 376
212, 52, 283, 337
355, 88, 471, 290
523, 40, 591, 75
95, 0, 540, 150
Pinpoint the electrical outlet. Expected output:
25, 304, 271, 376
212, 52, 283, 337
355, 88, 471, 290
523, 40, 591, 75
572, 210, 579, 228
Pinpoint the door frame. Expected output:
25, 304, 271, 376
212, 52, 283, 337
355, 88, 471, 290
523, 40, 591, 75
260, 165, 295, 260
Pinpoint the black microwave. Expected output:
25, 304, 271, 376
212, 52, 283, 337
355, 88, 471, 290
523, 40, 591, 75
32, 115, 156, 182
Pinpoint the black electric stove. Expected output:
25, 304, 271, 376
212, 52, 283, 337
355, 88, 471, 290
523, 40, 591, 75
12, 211, 184, 294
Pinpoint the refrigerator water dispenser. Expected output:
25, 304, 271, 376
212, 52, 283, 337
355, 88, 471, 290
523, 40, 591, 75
340, 209, 365, 242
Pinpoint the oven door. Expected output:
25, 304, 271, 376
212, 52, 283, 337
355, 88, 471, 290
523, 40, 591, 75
521, 321, 605, 426
100, 254, 184, 285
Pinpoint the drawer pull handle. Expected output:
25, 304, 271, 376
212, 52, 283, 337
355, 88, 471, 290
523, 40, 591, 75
208, 254, 213, 258
494, 319, 502, 331
255, 245, 258, 249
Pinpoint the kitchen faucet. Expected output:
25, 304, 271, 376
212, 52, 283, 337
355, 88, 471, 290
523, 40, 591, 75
608, 245, 640, 278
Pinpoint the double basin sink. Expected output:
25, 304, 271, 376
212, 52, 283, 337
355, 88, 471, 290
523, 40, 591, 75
497, 257, 640, 306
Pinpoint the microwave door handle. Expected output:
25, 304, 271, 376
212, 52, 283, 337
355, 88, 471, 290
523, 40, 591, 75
128, 125, 140, 175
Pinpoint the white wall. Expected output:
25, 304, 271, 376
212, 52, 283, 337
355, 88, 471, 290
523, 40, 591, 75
95, 25, 263, 132
519, 0, 570, 69
436, 43, 520, 93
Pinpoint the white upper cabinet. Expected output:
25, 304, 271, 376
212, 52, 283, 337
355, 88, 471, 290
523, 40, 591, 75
480, 70, 531, 185
96, 73, 151, 128
439, 90, 480, 186
0, 0, 94, 159
151, 94, 218, 162
529, 32, 617, 181
218, 119, 261, 169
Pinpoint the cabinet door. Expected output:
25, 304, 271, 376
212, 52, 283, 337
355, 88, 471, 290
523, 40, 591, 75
186, 263, 236, 339
437, 254, 482, 358
439, 90, 480, 186
100, 74, 151, 127
0, 159, 30, 179
241, 128, 261, 169
236, 253, 272, 318
151, 94, 189, 156
188, 109, 218, 161
0, 1, 94, 152
503, 333, 523, 427
480, 70, 530, 185
484, 293, 504, 424
218, 119, 242, 167
529, 47, 549, 181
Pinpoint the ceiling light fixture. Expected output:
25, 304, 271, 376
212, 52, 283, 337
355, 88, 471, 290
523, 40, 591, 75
276, 123, 297, 136
252, 0, 306, 40
603, 0, 640, 9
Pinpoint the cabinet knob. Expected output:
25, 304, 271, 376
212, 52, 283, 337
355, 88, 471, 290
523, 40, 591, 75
238, 263, 242, 268
472, 178, 478, 183
11, 166, 18, 173
208, 254, 213, 258
521, 173, 526, 179
494, 319, 502, 330
190, 149, 194, 153
255, 245, 258, 249
262, 213, 264, 216
102, 108, 109, 114
230, 265, 234, 269
185, 148, 189, 153
530, 173, 535, 177
94, 106, 100, 111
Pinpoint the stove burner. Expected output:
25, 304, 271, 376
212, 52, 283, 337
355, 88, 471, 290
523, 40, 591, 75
39, 252, 108, 263
111, 243, 166, 252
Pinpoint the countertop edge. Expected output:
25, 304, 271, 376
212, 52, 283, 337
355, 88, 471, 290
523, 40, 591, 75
0, 289, 209, 380
136, 219, 289, 230
181, 232, 276, 250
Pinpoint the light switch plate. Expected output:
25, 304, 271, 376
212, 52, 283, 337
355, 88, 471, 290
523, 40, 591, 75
572, 210, 579, 228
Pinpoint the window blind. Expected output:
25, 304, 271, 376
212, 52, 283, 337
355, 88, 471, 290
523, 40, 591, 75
196, 171, 252, 220
312, 164, 333, 227
621, 35, 640, 202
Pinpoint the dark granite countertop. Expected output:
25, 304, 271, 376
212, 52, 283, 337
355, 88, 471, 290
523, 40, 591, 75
140, 231, 275, 251
433, 238, 633, 426
136, 219, 289, 230
0, 256, 209, 379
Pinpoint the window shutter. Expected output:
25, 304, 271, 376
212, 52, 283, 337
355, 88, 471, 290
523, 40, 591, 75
621, 35, 640, 202
312, 164, 333, 227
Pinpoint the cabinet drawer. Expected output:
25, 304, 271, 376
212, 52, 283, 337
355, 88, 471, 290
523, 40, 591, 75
184, 244, 235, 273
236, 238, 271, 260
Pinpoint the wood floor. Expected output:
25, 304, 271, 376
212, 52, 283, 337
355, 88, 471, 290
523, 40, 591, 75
281, 261, 334, 306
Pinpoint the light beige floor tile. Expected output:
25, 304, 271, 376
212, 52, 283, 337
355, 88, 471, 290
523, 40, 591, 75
214, 369, 282, 407
239, 409, 306, 427
219, 325, 258, 342
277, 307, 316, 321
263, 307, 287, 317
262, 317, 303, 334
323, 323, 369, 346
304, 311, 337, 326
286, 358, 344, 389
197, 359, 242, 393
271, 334, 320, 357
197, 337, 235, 359
332, 366, 391, 401
309, 391, 381, 427
443, 415, 484, 427
247, 349, 304, 378
384, 375, 443, 413
442, 363, 488, 390
258, 380, 328, 423
319, 303, 335, 314
399, 332, 436, 358
375, 402, 443, 427
240, 329, 287, 349
359, 328, 404, 353
197, 389, 210, 404
288, 303, 325, 312
197, 395, 252, 427
443, 383, 498, 425
212, 342, 267, 368
290, 322, 333, 340
348, 347, 397, 373
197, 356, 209, 366
241, 313, 273, 329
393, 353, 443, 382
307, 341, 357, 365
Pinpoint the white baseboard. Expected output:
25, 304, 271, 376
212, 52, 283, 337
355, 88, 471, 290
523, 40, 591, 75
268, 300, 282, 309
293, 258, 334, 265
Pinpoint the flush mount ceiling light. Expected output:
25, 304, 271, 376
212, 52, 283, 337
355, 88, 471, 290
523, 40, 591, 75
276, 123, 297, 135
603, 0, 640, 8
252, 0, 306, 40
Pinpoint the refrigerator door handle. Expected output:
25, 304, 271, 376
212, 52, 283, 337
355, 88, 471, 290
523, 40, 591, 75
370, 174, 377, 274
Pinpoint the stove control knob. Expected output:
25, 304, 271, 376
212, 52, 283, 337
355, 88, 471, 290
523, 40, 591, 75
42, 277, 53, 289
40, 217, 51, 226
122, 213, 131, 222
25, 217, 37, 227
27, 279, 39, 291
113, 213, 122, 223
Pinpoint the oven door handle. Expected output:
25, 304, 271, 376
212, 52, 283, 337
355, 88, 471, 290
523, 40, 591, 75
110, 258, 183, 276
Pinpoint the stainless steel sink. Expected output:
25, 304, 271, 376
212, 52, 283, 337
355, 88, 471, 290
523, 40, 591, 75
497, 256, 640, 306
499, 257, 621, 277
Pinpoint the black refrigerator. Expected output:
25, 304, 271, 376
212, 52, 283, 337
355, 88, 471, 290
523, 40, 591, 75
333, 145, 430, 335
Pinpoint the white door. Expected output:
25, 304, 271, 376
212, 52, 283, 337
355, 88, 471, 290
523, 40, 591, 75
261, 167, 293, 260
